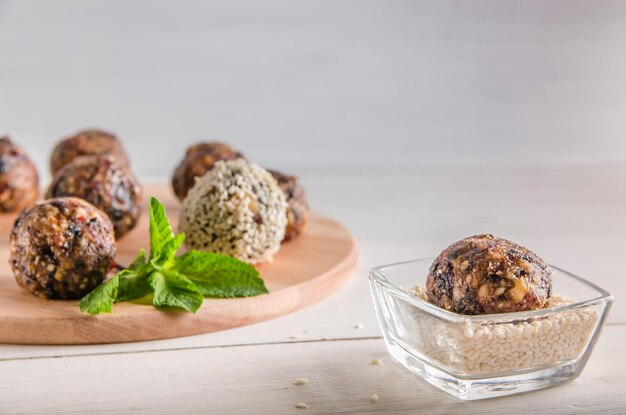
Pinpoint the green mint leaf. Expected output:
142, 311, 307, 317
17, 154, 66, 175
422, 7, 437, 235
149, 271, 203, 313
79, 197, 268, 315
149, 197, 174, 260
173, 251, 268, 298
116, 270, 152, 302
128, 249, 147, 271
150, 233, 185, 270
78, 275, 120, 315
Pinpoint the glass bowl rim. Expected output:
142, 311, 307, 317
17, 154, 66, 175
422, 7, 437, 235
369, 257, 613, 323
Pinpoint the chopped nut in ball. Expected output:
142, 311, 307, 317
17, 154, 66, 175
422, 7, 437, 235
0, 137, 39, 212
10, 197, 116, 299
425, 234, 552, 314
171, 142, 244, 201
50, 129, 129, 176
46, 155, 142, 239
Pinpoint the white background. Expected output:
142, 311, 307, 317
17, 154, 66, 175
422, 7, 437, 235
1, 0, 626, 180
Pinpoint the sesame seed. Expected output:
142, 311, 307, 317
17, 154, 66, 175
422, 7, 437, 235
294, 378, 309, 385
369, 394, 378, 403
371, 359, 382, 366
295, 403, 308, 409
409, 285, 600, 374
354, 323, 364, 329
179, 159, 288, 265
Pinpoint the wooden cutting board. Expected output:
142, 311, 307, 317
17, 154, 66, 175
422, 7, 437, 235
0, 186, 358, 345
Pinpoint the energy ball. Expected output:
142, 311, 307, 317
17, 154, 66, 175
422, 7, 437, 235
268, 170, 309, 242
50, 129, 129, 176
171, 142, 244, 201
426, 234, 552, 315
46, 155, 142, 239
46, 156, 141, 238
0, 137, 39, 212
179, 159, 288, 264
10, 197, 116, 299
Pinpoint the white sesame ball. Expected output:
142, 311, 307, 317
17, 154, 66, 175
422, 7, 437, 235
179, 159, 288, 264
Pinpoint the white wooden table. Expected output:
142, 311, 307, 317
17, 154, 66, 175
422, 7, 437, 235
1, 165, 625, 414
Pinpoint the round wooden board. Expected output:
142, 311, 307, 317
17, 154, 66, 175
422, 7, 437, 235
0, 186, 358, 345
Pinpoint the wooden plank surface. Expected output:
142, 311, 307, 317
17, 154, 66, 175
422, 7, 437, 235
0, 326, 624, 414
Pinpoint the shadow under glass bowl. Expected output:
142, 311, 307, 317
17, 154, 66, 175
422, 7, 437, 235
369, 258, 613, 400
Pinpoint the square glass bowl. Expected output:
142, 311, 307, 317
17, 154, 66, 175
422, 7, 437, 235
369, 258, 613, 400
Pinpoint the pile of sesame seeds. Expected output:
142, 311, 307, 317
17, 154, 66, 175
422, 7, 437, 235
407, 285, 599, 375
179, 159, 288, 264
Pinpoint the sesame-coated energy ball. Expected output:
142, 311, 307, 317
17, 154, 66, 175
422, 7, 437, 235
10, 197, 116, 299
172, 142, 245, 201
268, 169, 309, 242
425, 234, 552, 315
46, 155, 142, 239
179, 159, 288, 264
50, 129, 129, 176
0, 137, 39, 212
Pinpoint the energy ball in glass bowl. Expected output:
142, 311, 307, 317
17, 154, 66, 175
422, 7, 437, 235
10, 197, 116, 299
426, 234, 552, 315
172, 142, 245, 201
179, 159, 288, 264
268, 169, 309, 242
50, 129, 129, 176
46, 155, 142, 239
0, 137, 39, 212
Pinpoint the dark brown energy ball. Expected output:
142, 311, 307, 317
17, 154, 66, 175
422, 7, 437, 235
425, 234, 552, 315
10, 197, 116, 299
0, 137, 39, 212
171, 142, 244, 200
50, 129, 129, 176
46, 155, 142, 239
268, 170, 309, 242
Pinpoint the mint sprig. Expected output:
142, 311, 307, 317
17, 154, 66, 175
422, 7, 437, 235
78, 197, 268, 315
